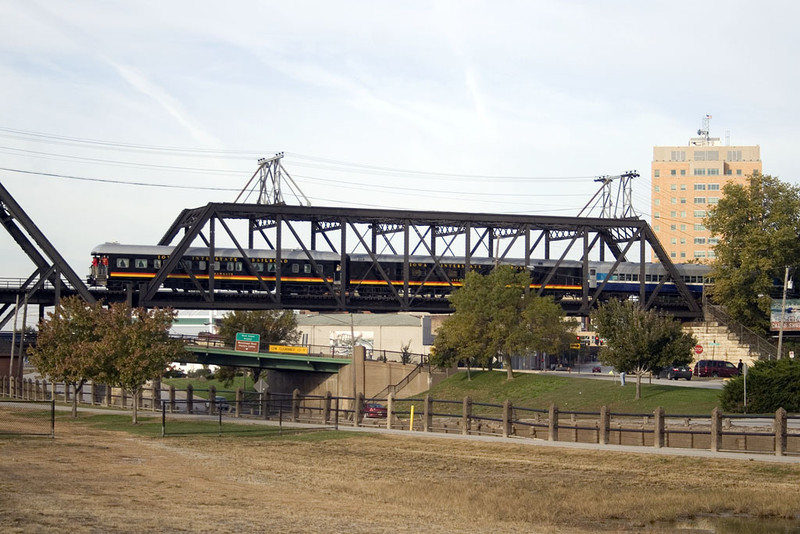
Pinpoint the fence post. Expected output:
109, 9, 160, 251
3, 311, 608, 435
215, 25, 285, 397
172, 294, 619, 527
41, 379, 48, 401
548, 403, 559, 442
463, 396, 472, 436
208, 385, 217, 415
654, 407, 665, 448
599, 405, 609, 445
104, 384, 112, 406
169, 386, 176, 414
423, 394, 432, 432
711, 407, 722, 452
186, 384, 194, 414
121, 388, 127, 409
503, 400, 512, 438
262, 391, 270, 420
775, 407, 787, 457
63, 380, 69, 403
292, 389, 301, 422
152, 380, 161, 412
354, 393, 364, 427
323, 391, 332, 423
235, 388, 242, 418
386, 392, 394, 430
1, 375, 5, 397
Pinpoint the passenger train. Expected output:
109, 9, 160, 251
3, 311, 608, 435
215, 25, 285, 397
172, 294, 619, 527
88, 242, 711, 302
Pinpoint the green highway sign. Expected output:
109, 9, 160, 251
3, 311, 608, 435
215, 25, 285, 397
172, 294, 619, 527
235, 332, 261, 353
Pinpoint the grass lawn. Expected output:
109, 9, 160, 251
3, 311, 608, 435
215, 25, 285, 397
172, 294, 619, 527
412, 370, 721, 415
161, 375, 255, 400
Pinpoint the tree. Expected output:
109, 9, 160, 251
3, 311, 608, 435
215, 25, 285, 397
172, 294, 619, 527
96, 303, 185, 424
432, 265, 576, 380
215, 310, 300, 385
591, 299, 696, 400
705, 173, 800, 335
28, 297, 106, 417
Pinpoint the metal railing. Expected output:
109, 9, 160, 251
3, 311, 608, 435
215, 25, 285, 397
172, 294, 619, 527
704, 303, 778, 360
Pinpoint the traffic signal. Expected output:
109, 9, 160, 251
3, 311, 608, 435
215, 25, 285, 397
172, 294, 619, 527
594, 335, 600, 345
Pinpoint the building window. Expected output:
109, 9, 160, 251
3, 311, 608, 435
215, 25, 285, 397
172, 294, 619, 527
694, 210, 707, 217
680, 252, 686, 258
654, 199, 660, 206
708, 250, 716, 258
708, 238, 719, 245
654, 185, 660, 192
694, 237, 706, 245
671, 197, 677, 204
670, 169, 677, 175
680, 224, 686, 231
694, 224, 706, 231
727, 150, 742, 161
694, 197, 707, 204
708, 197, 719, 204
736, 169, 742, 175
708, 168, 719, 176
694, 184, 706, 190
671, 238, 677, 244
670, 211, 677, 217
654, 170, 660, 177
670, 252, 677, 258
681, 211, 686, 217
680, 198, 687, 204
654, 212, 660, 218
725, 169, 732, 175
654, 224, 660, 231
670, 150, 686, 162
694, 251, 707, 258
670, 224, 676, 231
680, 238, 686, 244
694, 168, 706, 176
708, 183, 720, 191
681, 169, 686, 176
680, 184, 687, 190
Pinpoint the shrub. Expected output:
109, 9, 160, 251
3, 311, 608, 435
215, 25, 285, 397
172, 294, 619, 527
720, 359, 800, 413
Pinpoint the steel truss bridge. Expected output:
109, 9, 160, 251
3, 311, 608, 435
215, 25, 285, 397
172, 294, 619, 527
0, 181, 702, 329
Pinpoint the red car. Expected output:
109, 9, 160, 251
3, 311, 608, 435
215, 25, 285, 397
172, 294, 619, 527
363, 403, 388, 418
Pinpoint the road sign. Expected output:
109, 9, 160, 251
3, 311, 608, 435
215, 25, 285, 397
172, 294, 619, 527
235, 332, 261, 353
694, 344, 703, 355
268, 344, 309, 355
569, 343, 581, 350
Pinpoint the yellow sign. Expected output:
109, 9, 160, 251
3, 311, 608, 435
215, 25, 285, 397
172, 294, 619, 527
569, 343, 581, 349
268, 344, 309, 355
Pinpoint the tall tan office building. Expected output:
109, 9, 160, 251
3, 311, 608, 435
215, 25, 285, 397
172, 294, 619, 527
651, 133, 761, 262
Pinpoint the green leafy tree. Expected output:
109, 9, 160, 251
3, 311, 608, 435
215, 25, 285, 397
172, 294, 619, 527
720, 359, 800, 413
28, 296, 106, 417
215, 310, 300, 385
705, 173, 800, 335
96, 304, 185, 424
591, 299, 696, 400
433, 265, 576, 380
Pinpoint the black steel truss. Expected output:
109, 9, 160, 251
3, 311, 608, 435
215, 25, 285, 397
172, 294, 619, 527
139, 203, 701, 317
0, 182, 95, 328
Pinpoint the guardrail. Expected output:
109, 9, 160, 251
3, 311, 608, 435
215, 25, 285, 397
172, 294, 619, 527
2, 375, 797, 456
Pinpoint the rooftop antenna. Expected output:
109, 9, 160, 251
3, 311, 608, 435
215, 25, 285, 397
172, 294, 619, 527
234, 153, 311, 206
697, 114, 711, 146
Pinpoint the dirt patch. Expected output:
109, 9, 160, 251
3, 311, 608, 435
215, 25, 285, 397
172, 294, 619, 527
1, 411, 800, 533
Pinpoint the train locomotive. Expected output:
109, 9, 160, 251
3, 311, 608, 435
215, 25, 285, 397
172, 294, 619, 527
88, 242, 710, 304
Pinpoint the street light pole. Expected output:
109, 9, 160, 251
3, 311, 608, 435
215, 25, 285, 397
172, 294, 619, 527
777, 266, 790, 360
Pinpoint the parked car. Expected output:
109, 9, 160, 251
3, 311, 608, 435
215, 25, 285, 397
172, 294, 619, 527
205, 396, 231, 413
693, 359, 739, 378
363, 403, 387, 418
591, 366, 602, 373
658, 364, 692, 380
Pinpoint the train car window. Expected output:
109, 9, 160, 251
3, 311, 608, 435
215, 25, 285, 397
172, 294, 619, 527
153, 259, 162, 269
254, 263, 264, 272
316, 264, 323, 274
291, 263, 300, 274
213, 262, 220, 271
225, 262, 235, 271
235, 262, 243, 272
198, 261, 206, 271
116, 258, 129, 268
267, 264, 276, 273
134, 259, 148, 269
304, 264, 312, 274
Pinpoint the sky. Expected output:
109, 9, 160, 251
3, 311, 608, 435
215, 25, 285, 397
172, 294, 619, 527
1, 0, 799, 280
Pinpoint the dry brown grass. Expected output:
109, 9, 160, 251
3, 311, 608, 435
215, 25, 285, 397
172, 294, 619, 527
1, 411, 800, 533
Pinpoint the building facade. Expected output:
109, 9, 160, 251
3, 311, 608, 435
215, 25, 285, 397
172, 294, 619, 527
651, 136, 761, 262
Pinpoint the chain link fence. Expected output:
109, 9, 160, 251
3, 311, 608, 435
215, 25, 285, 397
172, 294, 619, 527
0, 399, 55, 437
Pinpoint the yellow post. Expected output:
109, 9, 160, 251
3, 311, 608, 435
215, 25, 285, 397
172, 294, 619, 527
409, 404, 415, 431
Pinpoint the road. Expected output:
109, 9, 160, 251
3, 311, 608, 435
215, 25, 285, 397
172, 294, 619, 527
541, 362, 725, 390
